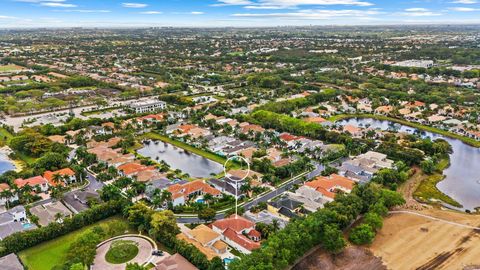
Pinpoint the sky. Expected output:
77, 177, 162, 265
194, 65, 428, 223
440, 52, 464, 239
0, 0, 480, 28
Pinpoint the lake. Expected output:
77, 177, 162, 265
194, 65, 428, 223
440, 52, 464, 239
339, 118, 480, 211
137, 140, 224, 178
0, 149, 16, 175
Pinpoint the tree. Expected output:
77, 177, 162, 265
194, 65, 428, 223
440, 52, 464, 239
150, 210, 179, 239
349, 224, 376, 245
69, 263, 85, 270
127, 202, 154, 231
363, 212, 383, 231
420, 159, 436, 174
198, 208, 216, 223
208, 257, 225, 270
321, 224, 346, 254
126, 263, 146, 270
100, 185, 123, 201
33, 152, 68, 172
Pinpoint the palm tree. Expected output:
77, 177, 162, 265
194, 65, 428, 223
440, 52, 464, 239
0, 189, 13, 209
203, 193, 214, 206
272, 219, 280, 233
52, 173, 63, 186
54, 212, 63, 223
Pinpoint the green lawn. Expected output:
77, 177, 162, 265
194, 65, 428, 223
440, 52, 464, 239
105, 240, 139, 264
0, 127, 13, 146
142, 132, 228, 165
329, 114, 480, 148
413, 173, 462, 208
18, 216, 131, 270
0, 64, 25, 72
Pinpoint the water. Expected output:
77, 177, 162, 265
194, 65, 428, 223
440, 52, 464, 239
137, 141, 223, 178
22, 223, 34, 229
0, 150, 16, 175
339, 118, 480, 210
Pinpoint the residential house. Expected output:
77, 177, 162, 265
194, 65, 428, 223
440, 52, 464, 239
267, 196, 304, 220
43, 168, 77, 186
14, 176, 49, 193
155, 253, 199, 270
304, 174, 355, 202
0, 184, 18, 206
29, 201, 73, 226
0, 253, 24, 270
0, 206, 36, 240
167, 180, 222, 206
212, 215, 261, 254
177, 224, 228, 260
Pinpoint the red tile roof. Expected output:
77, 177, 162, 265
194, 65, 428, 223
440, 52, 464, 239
14, 176, 48, 188
212, 215, 255, 234
223, 228, 260, 251
118, 162, 155, 175
167, 180, 221, 200
43, 168, 75, 186
305, 174, 355, 199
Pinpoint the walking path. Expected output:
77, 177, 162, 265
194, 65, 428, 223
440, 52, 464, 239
389, 210, 480, 230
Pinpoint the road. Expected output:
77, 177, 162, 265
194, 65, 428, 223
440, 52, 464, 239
175, 171, 309, 223
29, 170, 104, 208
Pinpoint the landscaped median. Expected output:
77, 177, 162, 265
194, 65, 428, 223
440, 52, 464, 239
329, 113, 480, 148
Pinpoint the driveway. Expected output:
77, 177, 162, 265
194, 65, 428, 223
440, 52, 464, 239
92, 235, 155, 270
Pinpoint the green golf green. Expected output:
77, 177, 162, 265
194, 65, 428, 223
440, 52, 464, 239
105, 240, 139, 264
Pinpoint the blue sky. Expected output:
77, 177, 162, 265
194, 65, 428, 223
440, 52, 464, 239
0, 0, 480, 28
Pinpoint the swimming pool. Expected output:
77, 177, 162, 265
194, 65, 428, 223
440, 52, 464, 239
22, 223, 35, 229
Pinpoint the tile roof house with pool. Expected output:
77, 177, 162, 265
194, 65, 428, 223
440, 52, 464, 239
176, 224, 228, 260
212, 215, 261, 254
167, 180, 222, 206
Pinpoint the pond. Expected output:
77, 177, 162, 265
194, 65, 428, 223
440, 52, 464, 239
339, 118, 480, 211
137, 140, 224, 178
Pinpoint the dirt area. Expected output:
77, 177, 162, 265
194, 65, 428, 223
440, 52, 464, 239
292, 246, 386, 270
396, 167, 431, 211
370, 210, 480, 270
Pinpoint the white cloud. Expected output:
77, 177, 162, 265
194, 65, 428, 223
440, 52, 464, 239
0, 15, 17, 19
139, 11, 163, 14
450, 0, 477, 3
122, 2, 148, 8
401, 8, 442, 16
232, 8, 380, 19
191, 11, 205, 15
14, 0, 66, 2
214, 0, 373, 9
40, 2, 77, 7
213, 0, 253, 6
449, 7, 479, 11
55, 9, 111, 13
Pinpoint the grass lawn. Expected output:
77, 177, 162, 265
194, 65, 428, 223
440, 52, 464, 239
329, 114, 480, 148
18, 216, 131, 270
0, 127, 13, 146
105, 240, 139, 264
413, 172, 462, 208
142, 132, 228, 165
0, 64, 25, 72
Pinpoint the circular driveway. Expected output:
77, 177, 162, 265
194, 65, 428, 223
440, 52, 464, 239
92, 235, 155, 270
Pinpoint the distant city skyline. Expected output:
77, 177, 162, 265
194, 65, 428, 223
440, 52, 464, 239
1, 0, 480, 28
